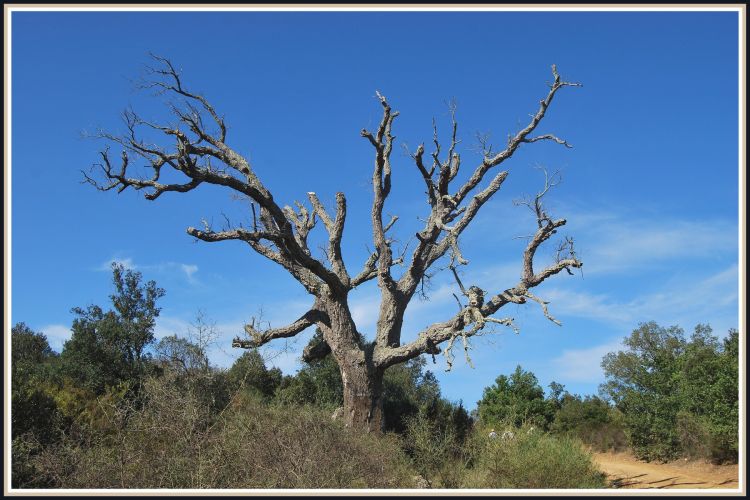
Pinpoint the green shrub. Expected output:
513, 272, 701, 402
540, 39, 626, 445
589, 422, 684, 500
675, 411, 736, 464
477, 366, 555, 430
403, 406, 463, 487
551, 395, 627, 452
12, 434, 57, 489
461, 423, 607, 489
600, 322, 738, 463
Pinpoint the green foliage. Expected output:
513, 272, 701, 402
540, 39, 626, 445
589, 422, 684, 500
109, 262, 165, 363
12, 434, 56, 488
403, 406, 465, 487
383, 357, 442, 433
12, 322, 56, 375
547, 381, 566, 409
276, 353, 342, 408
676, 327, 739, 462
58, 263, 165, 394
226, 349, 283, 399
11, 323, 62, 442
600, 322, 738, 463
551, 393, 627, 452
11, 267, 164, 487
58, 306, 131, 393
11, 387, 63, 445
15, 314, 615, 490
477, 365, 555, 430
461, 423, 607, 489
15, 262, 735, 488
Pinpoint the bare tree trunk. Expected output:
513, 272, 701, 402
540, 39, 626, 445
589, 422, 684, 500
340, 361, 384, 432
319, 298, 385, 432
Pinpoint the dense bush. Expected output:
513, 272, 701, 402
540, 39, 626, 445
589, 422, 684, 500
58, 263, 164, 394
11, 323, 65, 488
403, 407, 463, 488
275, 349, 472, 439
382, 357, 471, 438
275, 354, 342, 408
461, 422, 607, 489
227, 349, 284, 399
551, 394, 627, 452
477, 365, 554, 429
476, 365, 555, 430
600, 322, 739, 463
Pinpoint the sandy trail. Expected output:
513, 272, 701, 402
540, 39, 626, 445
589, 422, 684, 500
592, 452, 739, 489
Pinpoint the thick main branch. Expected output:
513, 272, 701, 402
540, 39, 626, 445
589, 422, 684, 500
85, 56, 347, 296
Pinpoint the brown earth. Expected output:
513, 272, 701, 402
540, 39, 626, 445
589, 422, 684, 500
592, 451, 740, 490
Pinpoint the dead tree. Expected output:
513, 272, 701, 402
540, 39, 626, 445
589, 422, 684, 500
84, 55, 583, 433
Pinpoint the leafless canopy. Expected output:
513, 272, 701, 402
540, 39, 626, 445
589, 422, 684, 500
85, 56, 582, 430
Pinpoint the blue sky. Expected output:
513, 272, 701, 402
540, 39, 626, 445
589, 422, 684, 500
10, 9, 741, 410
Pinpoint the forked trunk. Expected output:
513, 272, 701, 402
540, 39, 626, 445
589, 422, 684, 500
321, 297, 386, 433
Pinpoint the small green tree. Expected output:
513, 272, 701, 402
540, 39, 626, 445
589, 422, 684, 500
11, 323, 62, 442
600, 322, 686, 461
227, 349, 283, 399
477, 365, 555, 429
11, 323, 64, 488
547, 381, 567, 410
674, 326, 739, 462
109, 262, 166, 367
59, 263, 165, 394
11, 322, 57, 374
600, 321, 738, 462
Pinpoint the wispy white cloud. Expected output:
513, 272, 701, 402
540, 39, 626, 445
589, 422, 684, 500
153, 316, 192, 340
472, 201, 737, 277
40, 324, 72, 352
97, 257, 200, 284
97, 257, 136, 271
548, 264, 739, 386
129, 206, 738, 386
551, 338, 624, 383
181, 264, 199, 282
349, 292, 380, 335
568, 215, 737, 275
543, 264, 739, 328
541, 289, 633, 324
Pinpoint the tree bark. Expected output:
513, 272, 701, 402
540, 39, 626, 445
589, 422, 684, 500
340, 360, 384, 432
319, 297, 385, 432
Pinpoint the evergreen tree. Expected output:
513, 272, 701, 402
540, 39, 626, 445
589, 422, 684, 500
59, 263, 165, 394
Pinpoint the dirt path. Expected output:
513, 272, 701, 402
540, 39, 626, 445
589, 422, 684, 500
593, 452, 739, 489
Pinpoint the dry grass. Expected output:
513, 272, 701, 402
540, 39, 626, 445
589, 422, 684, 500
28, 375, 414, 489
